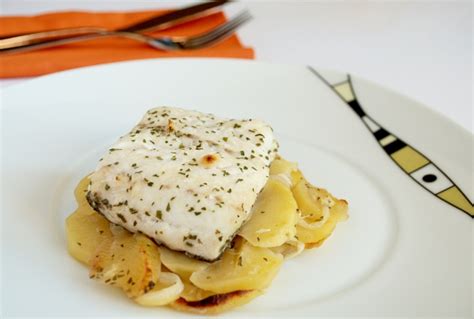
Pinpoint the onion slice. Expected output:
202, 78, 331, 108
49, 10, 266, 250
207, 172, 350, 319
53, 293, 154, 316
135, 272, 184, 306
270, 239, 304, 259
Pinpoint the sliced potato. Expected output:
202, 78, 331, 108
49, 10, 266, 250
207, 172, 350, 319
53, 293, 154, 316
89, 231, 161, 298
239, 178, 297, 247
171, 290, 262, 315
159, 246, 209, 280
296, 199, 348, 245
135, 272, 183, 306
292, 175, 348, 247
74, 175, 93, 208
269, 158, 303, 186
66, 177, 112, 264
180, 279, 216, 302
160, 262, 216, 301
290, 169, 304, 186
292, 179, 327, 221
269, 158, 297, 176
190, 240, 283, 294
66, 161, 349, 314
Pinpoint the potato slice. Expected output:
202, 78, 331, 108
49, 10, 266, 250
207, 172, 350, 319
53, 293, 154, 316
158, 250, 215, 302
66, 164, 349, 314
171, 290, 263, 315
292, 176, 348, 247
180, 279, 216, 302
239, 178, 297, 247
291, 169, 304, 186
89, 230, 161, 298
296, 199, 348, 246
159, 246, 209, 280
190, 240, 283, 294
269, 158, 297, 175
135, 272, 183, 306
269, 158, 303, 186
292, 179, 328, 221
74, 175, 92, 208
66, 177, 112, 264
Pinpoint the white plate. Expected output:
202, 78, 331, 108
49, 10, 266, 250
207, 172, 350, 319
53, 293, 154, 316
2, 58, 472, 317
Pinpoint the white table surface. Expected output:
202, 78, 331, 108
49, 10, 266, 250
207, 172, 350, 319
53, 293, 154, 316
1, 0, 472, 133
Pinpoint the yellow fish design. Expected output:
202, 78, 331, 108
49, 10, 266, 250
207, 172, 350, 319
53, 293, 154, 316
309, 67, 473, 218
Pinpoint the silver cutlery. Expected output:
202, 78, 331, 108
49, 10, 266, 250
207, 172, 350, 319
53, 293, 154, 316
0, 0, 230, 52
0, 10, 251, 54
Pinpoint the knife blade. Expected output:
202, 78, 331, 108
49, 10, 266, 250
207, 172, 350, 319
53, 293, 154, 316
119, 0, 230, 33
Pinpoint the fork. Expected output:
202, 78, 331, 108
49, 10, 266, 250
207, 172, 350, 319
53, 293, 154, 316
0, 10, 252, 54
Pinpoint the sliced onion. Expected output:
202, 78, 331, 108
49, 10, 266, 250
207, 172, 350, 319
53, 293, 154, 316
135, 272, 184, 306
271, 239, 304, 259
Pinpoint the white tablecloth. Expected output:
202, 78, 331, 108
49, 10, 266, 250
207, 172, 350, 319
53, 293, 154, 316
1, 0, 472, 133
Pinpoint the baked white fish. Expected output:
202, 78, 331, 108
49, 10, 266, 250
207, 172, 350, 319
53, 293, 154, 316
87, 107, 278, 260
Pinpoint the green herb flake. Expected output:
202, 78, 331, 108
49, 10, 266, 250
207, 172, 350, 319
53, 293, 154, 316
117, 214, 127, 223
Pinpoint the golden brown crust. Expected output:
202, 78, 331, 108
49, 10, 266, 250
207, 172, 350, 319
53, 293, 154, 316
304, 238, 327, 249
200, 153, 220, 168
178, 290, 249, 308
170, 290, 262, 315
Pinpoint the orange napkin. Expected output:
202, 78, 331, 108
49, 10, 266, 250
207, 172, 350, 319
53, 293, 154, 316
0, 10, 254, 78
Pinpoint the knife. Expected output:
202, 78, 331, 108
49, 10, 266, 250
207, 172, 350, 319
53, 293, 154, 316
119, 0, 230, 33
0, 1, 230, 50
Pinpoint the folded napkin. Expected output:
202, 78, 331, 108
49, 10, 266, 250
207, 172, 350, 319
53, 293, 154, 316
0, 10, 254, 78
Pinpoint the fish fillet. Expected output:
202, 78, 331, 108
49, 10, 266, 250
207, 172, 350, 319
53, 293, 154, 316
87, 107, 278, 261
